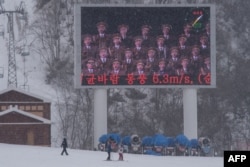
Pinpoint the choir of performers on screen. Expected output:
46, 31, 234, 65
81, 21, 211, 85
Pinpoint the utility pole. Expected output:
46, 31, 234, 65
0, 1, 27, 88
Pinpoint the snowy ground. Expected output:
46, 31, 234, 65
0, 143, 223, 167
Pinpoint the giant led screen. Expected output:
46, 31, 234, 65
74, 4, 216, 88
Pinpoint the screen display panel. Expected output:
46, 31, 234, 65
74, 4, 216, 88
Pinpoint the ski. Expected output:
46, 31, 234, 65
103, 159, 127, 162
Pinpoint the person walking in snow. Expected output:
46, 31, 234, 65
61, 138, 69, 155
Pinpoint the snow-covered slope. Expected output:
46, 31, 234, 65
0, 143, 223, 167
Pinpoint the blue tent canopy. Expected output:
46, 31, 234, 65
151, 134, 168, 147
99, 134, 108, 143
166, 137, 176, 147
142, 136, 153, 146
122, 136, 131, 146
188, 139, 199, 148
99, 133, 121, 144
175, 134, 189, 147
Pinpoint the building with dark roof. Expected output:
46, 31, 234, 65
0, 88, 51, 146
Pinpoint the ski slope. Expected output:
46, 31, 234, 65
0, 143, 223, 167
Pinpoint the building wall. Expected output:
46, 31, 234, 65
0, 124, 51, 146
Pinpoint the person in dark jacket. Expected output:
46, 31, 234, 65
106, 137, 113, 160
61, 138, 69, 155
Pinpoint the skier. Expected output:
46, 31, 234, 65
61, 138, 69, 155
106, 137, 112, 160
118, 144, 124, 161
